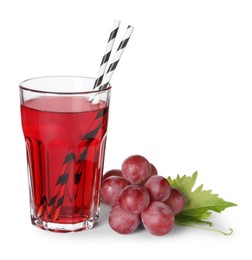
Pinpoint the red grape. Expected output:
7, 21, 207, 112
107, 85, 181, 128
118, 185, 150, 214
149, 163, 158, 176
164, 188, 185, 215
121, 155, 151, 184
144, 175, 171, 202
109, 205, 141, 234
100, 176, 130, 206
102, 169, 122, 181
141, 201, 174, 236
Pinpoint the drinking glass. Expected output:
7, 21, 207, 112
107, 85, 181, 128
20, 76, 111, 232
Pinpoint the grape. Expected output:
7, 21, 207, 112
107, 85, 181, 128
149, 163, 158, 176
141, 201, 174, 236
100, 176, 130, 206
121, 155, 151, 184
144, 175, 171, 202
109, 205, 141, 234
164, 188, 185, 215
118, 185, 150, 214
102, 169, 122, 181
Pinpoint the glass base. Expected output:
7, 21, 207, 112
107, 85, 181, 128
31, 215, 97, 233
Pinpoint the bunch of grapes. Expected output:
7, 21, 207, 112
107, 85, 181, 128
101, 155, 186, 236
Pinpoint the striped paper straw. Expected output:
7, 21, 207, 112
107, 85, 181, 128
93, 19, 121, 89
97, 25, 134, 90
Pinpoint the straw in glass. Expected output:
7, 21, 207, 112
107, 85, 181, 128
93, 19, 121, 89
95, 25, 134, 91
91, 24, 134, 104
42, 21, 134, 220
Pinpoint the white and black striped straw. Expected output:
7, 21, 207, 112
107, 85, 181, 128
93, 19, 121, 89
97, 25, 134, 90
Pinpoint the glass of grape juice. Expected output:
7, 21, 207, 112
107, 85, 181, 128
20, 76, 111, 232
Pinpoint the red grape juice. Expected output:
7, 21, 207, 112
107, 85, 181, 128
21, 96, 109, 230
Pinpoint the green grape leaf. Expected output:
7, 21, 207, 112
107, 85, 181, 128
168, 171, 237, 227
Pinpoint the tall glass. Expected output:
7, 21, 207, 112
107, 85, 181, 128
19, 76, 111, 232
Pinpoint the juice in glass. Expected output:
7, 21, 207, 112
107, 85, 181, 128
20, 76, 111, 232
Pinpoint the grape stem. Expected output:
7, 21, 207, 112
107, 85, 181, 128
177, 223, 234, 236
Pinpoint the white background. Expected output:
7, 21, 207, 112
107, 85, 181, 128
0, 0, 251, 259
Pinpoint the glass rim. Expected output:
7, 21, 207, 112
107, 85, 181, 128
19, 75, 112, 95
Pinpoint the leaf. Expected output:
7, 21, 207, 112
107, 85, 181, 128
175, 214, 213, 226
168, 171, 237, 227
